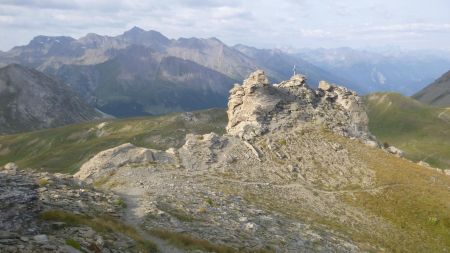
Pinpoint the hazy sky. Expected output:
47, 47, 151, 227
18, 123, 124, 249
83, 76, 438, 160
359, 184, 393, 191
0, 0, 449, 51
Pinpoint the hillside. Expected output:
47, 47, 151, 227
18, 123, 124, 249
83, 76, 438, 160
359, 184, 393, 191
365, 92, 450, 169
0, 64, 102, 134
0, 109, 227, 173
413, 70, 450, 107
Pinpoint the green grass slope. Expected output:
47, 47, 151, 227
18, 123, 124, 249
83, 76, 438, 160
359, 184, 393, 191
365, 92, 450, 170
0, 109, 227, 173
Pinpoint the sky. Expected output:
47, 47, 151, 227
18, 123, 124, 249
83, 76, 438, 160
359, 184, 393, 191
0, 0, 449, 51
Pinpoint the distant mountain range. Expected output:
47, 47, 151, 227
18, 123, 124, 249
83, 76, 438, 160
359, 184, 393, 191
413, 70, 450, 107
0, 27, 449, 117
0, 27, 347, 117
298, 48, 450, 95
0, 64, 102, 134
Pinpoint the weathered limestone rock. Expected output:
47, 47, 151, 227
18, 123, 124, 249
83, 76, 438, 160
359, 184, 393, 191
318, 80, 332, 91
74, 143, 175, 183
3, 162, 18, 171
226, 70, 374, 141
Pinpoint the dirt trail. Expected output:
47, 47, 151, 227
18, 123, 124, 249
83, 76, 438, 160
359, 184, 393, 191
120, 187, 185, 253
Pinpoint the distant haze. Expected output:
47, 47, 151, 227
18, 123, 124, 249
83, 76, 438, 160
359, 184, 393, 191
0, 0, 449, 51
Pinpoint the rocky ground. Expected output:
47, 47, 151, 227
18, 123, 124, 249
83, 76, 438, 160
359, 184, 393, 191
0, 163, 156, 253
2, 71, 449, 252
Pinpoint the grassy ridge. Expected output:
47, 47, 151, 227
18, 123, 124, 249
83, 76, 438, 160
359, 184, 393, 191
2, 92, 449, 172
365, 93, 450, 170
342, 133, 450, 252
0, 109, 227, 173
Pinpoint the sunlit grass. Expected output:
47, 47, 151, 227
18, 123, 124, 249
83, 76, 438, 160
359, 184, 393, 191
365, 92, 450, 170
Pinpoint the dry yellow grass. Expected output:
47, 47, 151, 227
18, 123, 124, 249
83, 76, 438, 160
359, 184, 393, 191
333, 133, 450, 252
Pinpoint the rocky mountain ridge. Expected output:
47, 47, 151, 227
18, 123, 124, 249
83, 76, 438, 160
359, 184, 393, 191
0, 27, 352, 117
298, 48, 450, 95
413, 69, 450, 107
0, 64, 103, 134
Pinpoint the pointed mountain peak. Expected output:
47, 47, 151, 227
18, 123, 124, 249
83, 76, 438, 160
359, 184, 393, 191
124, 26, 146, 34
120, 27, 170, 47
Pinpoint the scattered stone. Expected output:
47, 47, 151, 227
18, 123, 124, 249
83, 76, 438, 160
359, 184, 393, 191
3, 162, 18, 171
364, 140, 379, 148
33, 234, 48, 244
386, 146, 404, 157
244, 222, 257, 231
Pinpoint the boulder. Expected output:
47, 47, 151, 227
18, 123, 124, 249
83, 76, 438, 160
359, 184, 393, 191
364, 140, 379, 148
318, 80, 332, 91
386, 146, 405, 157
3, 162, 18, 171
74, 143, 174, 183
33, 234, 48, 244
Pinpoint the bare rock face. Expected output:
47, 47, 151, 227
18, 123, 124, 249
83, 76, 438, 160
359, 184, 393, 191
74, 143, 175, 183
227, 70, 373, 141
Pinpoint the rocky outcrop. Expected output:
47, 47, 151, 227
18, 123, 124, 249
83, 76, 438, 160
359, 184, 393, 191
226, 70, 373, 141
75, 143, 175, 183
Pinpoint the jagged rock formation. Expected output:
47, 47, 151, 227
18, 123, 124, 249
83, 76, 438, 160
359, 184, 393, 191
227, 70, 372, 141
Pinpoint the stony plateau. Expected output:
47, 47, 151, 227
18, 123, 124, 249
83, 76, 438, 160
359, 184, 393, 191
2, 71, 450, 252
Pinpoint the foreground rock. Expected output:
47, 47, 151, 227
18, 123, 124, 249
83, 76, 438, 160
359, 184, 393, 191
0, 165, 154, 253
